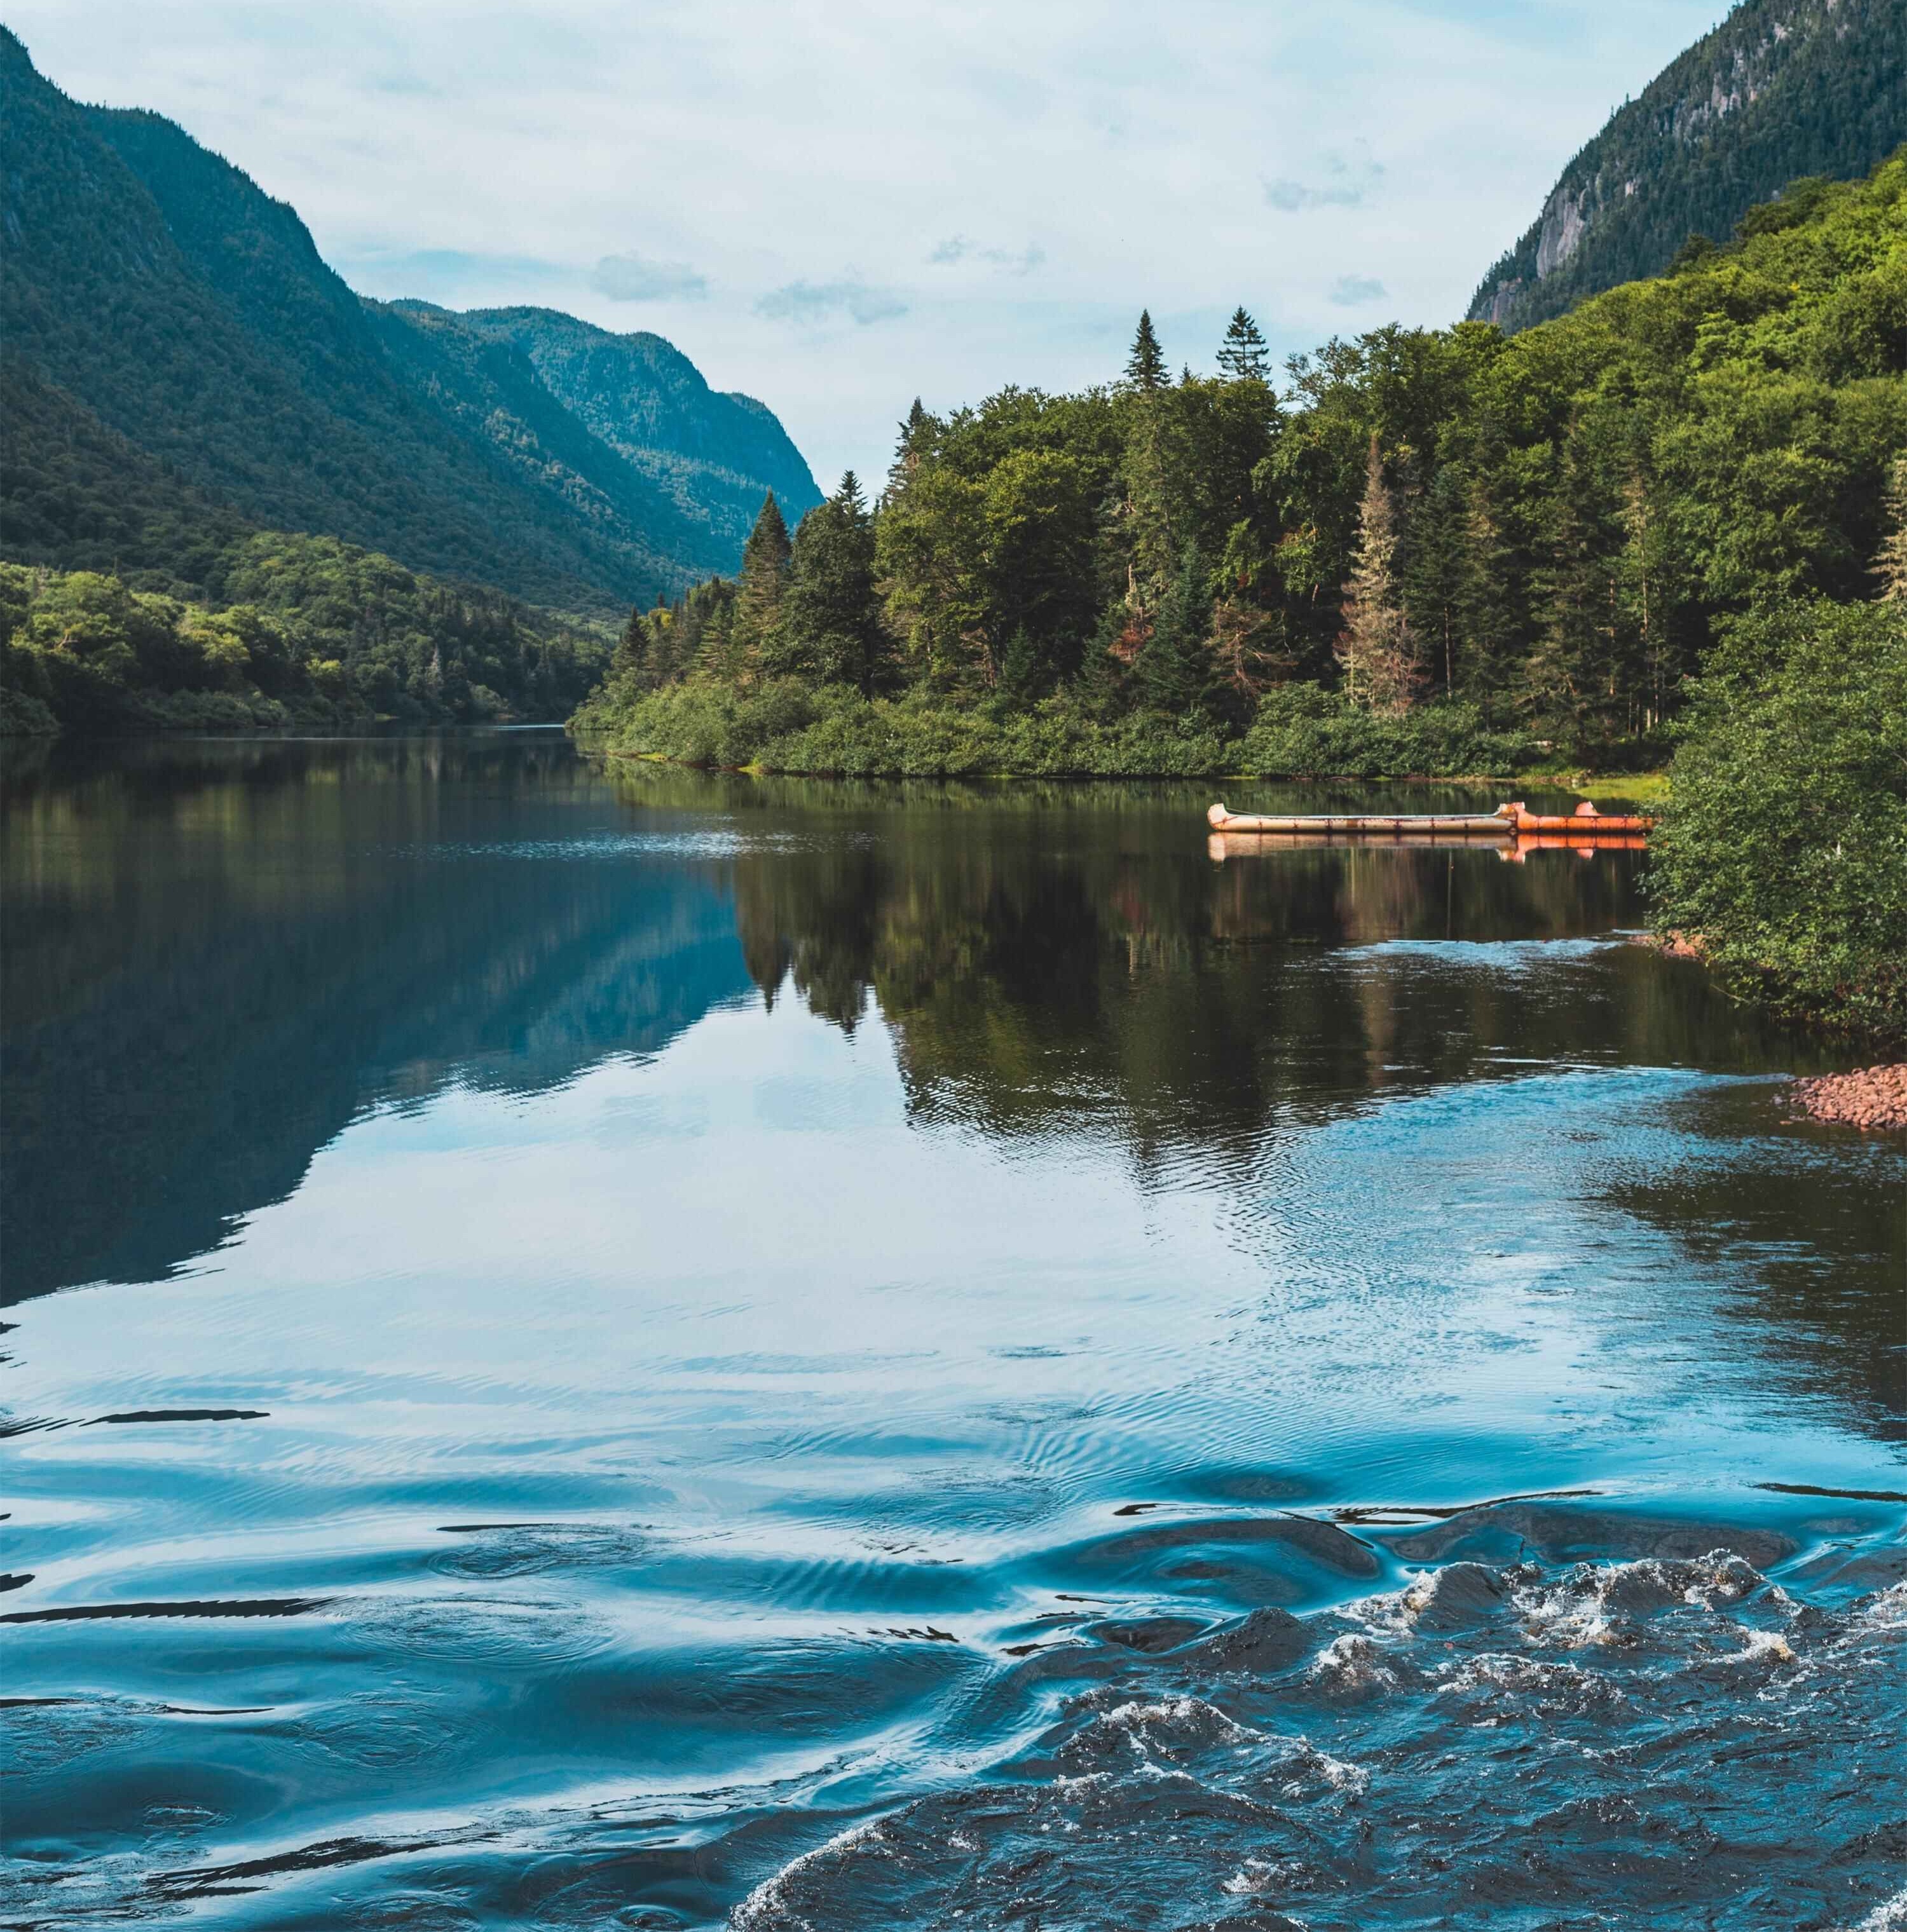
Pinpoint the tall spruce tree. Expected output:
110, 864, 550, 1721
885, 398, 936, 503
611, 603, 650, 681
732, 491, 793, 669
1133, 544, 1213, 714
1335, 435, 1420, 712
776, 472, 890, 693
1400, 462, 1470, 698
1124, 310, 1166, 393
1118, 313, 1179, 601
1217, 308, 1271, 383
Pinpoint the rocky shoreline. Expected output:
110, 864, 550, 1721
1791, 1065, 1907, 1133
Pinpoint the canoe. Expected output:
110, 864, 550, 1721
1206, 800, 1654, 838
1210, 831, 1650, 864
1205, 804, 1510, 836
1507, 805, 1653, 834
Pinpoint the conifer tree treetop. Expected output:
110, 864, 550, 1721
1124, 311, 1166, 393
1217, 308, 1272, 384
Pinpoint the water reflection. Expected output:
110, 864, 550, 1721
2, 737, 750, 1302
2, 735, 1901, 1930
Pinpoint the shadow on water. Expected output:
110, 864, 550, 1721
1, 737, 752, 1302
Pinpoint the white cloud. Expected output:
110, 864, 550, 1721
1266, 149, 1385, 212
589, 252, 707, 301
4, 0, 1730, 487
756, 278, 908, 327
1330, 273, 1388, 306
929, 236, 1046, 275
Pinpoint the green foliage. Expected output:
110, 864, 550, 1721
1217, 308, 1273, 384
584, 672, 1534, 781
1124, 311, 1167, 393
1237, 686, 1535, 780
0, 29, 817, 615
1650, 600, 1907, 1037
772, 473, 892, 693
585, 679, 1239, 778
1471, 0, 1907, 332
730, 493, 793, 669
0, 544, 610, 735
582, 151, 1907, 797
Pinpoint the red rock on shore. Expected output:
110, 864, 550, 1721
1630, 930, 1707, 960
1791, 1064, 1907, 1132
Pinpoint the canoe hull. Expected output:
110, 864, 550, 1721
1205, 800, 1654, 838
1210, 831, 1650, 863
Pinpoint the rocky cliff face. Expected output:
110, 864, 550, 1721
1471, 0, 1906, 332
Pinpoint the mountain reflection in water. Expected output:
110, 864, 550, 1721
1, 733, 1901, 1931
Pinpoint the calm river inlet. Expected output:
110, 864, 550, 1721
2, 730, 1903, 1930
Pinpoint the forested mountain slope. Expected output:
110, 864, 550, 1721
1470, 0, 1907, 332
0, 28, 817, 612
451, 309, 822, 550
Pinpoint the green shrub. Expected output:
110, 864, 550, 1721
0, 683, 60, 735
591, 679, 1238, 777
1237, 687, 1534, 777
1649, 600, 1907, 1037
589, 676, 1552, 779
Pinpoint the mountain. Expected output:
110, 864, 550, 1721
0, 28, 819, 611
448, 308, 823, 559
1469, 0, 1907, 332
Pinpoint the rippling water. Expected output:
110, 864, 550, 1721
3, 731, 1902, 1930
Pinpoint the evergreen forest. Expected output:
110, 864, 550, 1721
581, 151, 1907, 780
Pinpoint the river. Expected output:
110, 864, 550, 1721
2, 730, 1902, 1929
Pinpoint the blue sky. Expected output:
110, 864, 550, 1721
12, 0, 1729, 489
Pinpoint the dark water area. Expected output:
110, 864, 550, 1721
2, 730, 1902, 1931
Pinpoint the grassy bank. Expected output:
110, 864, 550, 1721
573, 676, 1660, 784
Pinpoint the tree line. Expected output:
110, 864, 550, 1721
1, 533, 610, 735
587, 152, 1907, 771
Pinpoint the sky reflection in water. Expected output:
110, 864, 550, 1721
2, 734, 1901, 1929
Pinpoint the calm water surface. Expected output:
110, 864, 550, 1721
2, 731, 1903, 1930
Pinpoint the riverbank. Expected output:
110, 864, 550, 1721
574, 678, 1667, 790
1791, 1065, 1907, 1132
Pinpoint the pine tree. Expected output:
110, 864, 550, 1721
1124, 310, 1166, 393
732, 491, 793, 669
1525, 472, 1613, 744
775, 472, 891, 694
1134, 544, 1213, 713
885, 398, 935, 503
1216, 307, 1271, 383
1400, 462, 1468, 698
1118, 313, 1179, 599
611, 603, 649, 681
1455, 468, 1522, 721
1876, 452, 1907, 601
1335, 435, 1421, 713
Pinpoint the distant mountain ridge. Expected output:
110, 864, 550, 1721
1470, 0, 1907, 332
0, 28, 820, 611
441, 307, 822, 561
